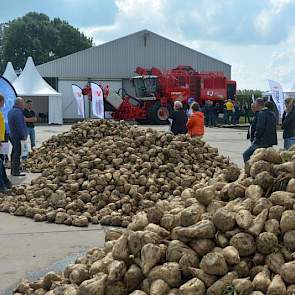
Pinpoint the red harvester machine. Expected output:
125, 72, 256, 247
104, 65, 236, 124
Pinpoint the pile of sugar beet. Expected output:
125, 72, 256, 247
11, 122, 295, 295
0, 120, 234, 227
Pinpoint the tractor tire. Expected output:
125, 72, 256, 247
149, 101, 173, 125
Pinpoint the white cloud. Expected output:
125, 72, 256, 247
79, 0, 295, 90
115, 0, 165, 16
269, 0, 295, 12
254, 0, 295, 36
267, 28, 295, 90
81, 24, 118, 44
254, 10, 271, 35
80, 0, 170, 43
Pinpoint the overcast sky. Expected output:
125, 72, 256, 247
2, 0, 295, 90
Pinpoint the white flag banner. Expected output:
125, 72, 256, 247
268, 80, 284, 117
72, 84, 84, 117
91, 82, 104, 119
251, 94, 255, 102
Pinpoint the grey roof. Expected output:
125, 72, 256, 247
37, 30, 231, 79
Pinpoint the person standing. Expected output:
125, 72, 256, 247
207, 100, 215, 127
282, 97, 295, 149
244, 103, 251, 124
24, 99, 37, 149
223, 101, 227, 124
247, 102, 258, 143
169, 101, 188, 135
214, 103, 220, 125
8, 97, 28, 176
225, 99, 234, 124
233, 101, 240, 124
187, 102, 205, 138
0, 95, 12, 191
186, 97, 196, 117
243, 98, 277, 163
204, 100, 210, 127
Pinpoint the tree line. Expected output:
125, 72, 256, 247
0, 12, 93, 73
236, 89, 263, 106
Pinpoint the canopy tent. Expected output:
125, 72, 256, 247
12, 57, 62, 124
2, 62, 17, 83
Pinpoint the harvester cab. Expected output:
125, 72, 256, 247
132, 75, 158, 98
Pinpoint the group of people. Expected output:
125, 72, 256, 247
169, 101, 204, 138
170, 96, 295, 166
243, 96, 295, 164
0, 95, 36, 192
203, 99, 241, 127
168, 98, 241, 137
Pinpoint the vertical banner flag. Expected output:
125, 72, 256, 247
90, 82, 104, 119
268, 80, 284, 117
251, 94, 255, 102
0, 76, 17, 123
72, 84, 84, 117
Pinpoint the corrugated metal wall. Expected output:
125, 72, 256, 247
37, 30, 231, 80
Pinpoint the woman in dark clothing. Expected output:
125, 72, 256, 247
169, 101, 188, 135
282, 97, 295, 150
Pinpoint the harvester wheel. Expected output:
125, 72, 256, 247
149, 101, 172, 125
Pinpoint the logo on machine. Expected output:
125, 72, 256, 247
207, 90, 214, 96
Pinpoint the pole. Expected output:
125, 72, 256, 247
83, 91, 86, 121
88, 78, 91, 118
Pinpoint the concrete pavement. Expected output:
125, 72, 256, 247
0, 215, 106, 293
204, 127, 283, 167
142, 125, 284, 167
0, 124, 284, 292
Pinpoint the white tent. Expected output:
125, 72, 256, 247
2, 62, 17, 83
13, 57, 62, 124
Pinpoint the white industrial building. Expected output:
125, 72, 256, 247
37, 30, 232, 121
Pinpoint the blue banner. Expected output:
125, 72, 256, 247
0, 76, 17, 132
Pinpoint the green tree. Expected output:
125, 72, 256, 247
236, 89, 263, 106
51, 18, 92, 59
1, 12, 92, 71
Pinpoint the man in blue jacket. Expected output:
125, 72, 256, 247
243, 98, 277, 163
8, 97, 28, 176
